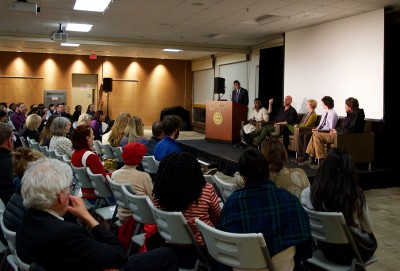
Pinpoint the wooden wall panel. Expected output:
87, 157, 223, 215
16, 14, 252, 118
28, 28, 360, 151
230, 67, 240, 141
0, 52, 192, 126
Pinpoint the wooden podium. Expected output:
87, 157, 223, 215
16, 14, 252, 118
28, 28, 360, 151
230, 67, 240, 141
205, 100, 248, 143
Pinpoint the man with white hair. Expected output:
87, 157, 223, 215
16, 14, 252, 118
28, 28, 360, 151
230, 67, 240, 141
16, 157, 179, 271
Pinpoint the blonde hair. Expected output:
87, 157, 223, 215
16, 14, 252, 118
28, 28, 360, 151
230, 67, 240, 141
12, 147, 44, 178
108, 112, 131, 147
124, 116, 145, 143
78, 113, 91, 126
25, 114, 42, 131
308, 99, 317, 109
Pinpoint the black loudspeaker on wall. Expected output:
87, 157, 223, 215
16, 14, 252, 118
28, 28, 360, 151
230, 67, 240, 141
103, 78, 113, 93
214, 77, 225, 94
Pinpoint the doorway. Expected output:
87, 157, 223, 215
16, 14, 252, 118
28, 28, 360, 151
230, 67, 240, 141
71, 74, 98, 114
44, 90, 66, 107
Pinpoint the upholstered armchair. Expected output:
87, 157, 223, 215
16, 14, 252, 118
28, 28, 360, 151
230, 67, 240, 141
325, 120, 374, 170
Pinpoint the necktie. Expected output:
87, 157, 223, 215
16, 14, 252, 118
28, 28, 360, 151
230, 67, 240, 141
236, 90, 240, 102
319, 113, 328, 129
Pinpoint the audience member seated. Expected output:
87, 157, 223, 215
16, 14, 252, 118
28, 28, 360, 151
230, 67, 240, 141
49, 116, 73, 157
301, 148, 376, 264
90, 110, 105, 139
217, 149, 313, 271
153, 115, 182, 161
20, 114, 42, 143
71, 125, 110, 202
77, 113, 101, 141
111, 142, 153, 224
282, 98, 318, 151
300, 97, 365, 169
16, 157, 179, 271
152, 152, 221, 268
3, 147, 44, 231
39, 114, 59, 147
106, 112, 131, 146
296, 96, 338, 164
71, 104, 82, 124
235, 98, 271, 149
10, 102, 27, 133
261, 138, 310, 199
145, 120, 164, 155
0, 123, 15, 204
120, 115, 147, 147
86, 103, 95, 117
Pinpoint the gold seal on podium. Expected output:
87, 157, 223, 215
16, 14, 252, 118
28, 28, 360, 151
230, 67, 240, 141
213, 112, 223, 125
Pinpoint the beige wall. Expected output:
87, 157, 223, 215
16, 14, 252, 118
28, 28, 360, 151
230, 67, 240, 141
0, 52, 192, 126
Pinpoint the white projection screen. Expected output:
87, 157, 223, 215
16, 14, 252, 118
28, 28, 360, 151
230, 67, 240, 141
284, 9, 384, 120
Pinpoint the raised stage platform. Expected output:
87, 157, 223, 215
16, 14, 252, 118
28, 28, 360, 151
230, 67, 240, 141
177, 139, 398, 190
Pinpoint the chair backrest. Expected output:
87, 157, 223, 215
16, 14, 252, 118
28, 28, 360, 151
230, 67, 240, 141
203, 175, 226, 204
0, 214, 17, 259
29, 139, 40, 152
62, 154, 71, 167
93, 140, 103, 155
122, 186, 155, 225
38, 145, 48, 156
111, 146, 124, 163
213, 175, 239, 202
152, 156, 160, 168
195, 218, 275, 270
106, 175, 130, 209
54, 150, 65, 162
304, 208, 366, 263
100, 143, 115, 159
46, 148, 57, 159
141, 155, 158, 174
71, 165, 93, 189
86, 167, 114, 199
19, 136, 29, 148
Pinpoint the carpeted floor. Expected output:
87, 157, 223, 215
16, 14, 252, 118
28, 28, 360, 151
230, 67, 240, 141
364, 187, 400, 271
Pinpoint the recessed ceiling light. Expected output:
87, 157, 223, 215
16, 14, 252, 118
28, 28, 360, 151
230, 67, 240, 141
74, 0, 112, 12
162, 49, 183, 52
61, 43, 80, 47
66, 23, 93, 32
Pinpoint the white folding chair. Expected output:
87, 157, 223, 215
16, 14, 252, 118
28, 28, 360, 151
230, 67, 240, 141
54, 150, 65, 162
141, 155, 158, 175
303, 208, 378, 271
213, 175, 239, 202
203, 174, 225, 206
86, 168, 116, 223
121, 187, 156, 254
19, 136, 29, 148
71, 165, 96, 211
0, 215, 27, 271
106, 176, 130, 229
93, 140, 104, 160
111, 146, 124, 164
46, 148, 57, 159
100, 143, 115, 160
28, 139, 40, 152
38, 145, 49, 156
195, 218, 275, 271
146, 197, 209, 271
62, 154, 72, 167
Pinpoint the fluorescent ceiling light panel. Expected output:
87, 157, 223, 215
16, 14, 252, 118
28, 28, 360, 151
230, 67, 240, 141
162, 49, 183, 52
74, 0, 112, 12
61, 43, 80, 47
66, 23, 93, 32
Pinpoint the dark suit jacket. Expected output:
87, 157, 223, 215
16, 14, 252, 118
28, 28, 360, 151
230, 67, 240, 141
0, 147, 14, 204
16, 209, 127, 271
231, 87, 249, 106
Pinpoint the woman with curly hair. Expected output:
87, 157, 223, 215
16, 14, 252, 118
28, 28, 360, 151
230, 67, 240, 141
120, 115, 147, 147
301, 148, 376, 264
261, 137, 310, 199
106, 112, 131, 146
152, 152, 221, 268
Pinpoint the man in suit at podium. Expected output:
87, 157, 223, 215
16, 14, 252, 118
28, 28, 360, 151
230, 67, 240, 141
231, 80, 249, 106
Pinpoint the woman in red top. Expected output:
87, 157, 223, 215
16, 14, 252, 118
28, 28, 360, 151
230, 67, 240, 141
71, 125, 110, 201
